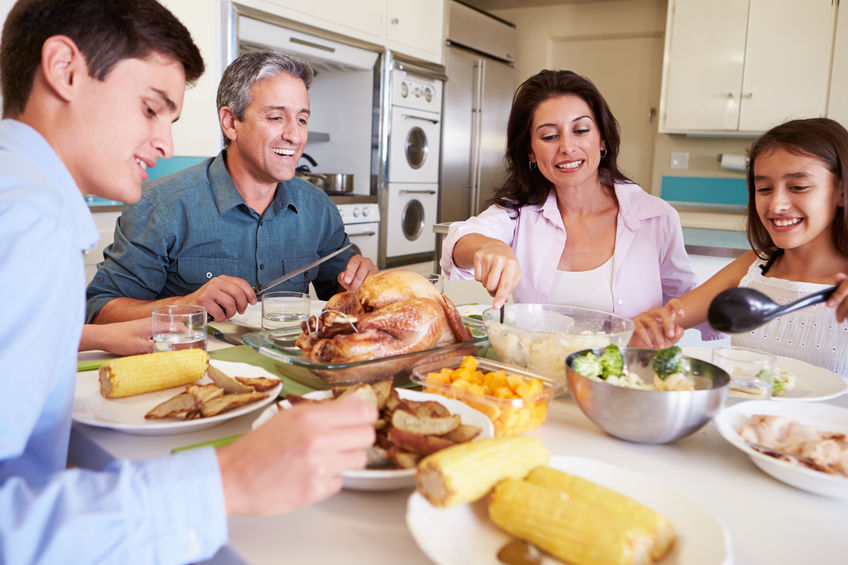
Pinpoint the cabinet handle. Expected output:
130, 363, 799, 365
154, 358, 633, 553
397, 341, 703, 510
726, 92, 734, 98
743, 92, 753, 99
391, 17, 399, 24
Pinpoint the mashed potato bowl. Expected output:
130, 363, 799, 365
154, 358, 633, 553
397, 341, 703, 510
482, 304, 635, 381
566, 348, 730, 444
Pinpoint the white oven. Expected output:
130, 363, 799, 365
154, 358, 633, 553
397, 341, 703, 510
384, 184, 438, 257
381, 56, 445, 266
337, 203, 379, 264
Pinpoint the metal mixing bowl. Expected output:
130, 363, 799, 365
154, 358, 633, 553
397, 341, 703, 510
566, 348, 730, 444
482, 303, 634, 380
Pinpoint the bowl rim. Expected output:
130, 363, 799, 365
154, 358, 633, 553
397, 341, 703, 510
482, 303, 636, 338
565, 347, 731, 393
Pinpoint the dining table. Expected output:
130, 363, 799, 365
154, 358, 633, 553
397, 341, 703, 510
70, 288, 848, 565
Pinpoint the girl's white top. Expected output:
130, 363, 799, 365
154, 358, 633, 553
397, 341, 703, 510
732, 258, 848, 378
547, 256, 614, 313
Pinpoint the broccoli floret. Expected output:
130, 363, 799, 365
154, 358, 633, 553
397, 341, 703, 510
652, 345, 685, 380
571, 352, 602, 378
599, 344, 624, 379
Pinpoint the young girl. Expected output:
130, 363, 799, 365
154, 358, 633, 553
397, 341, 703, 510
631, 118, 848, 376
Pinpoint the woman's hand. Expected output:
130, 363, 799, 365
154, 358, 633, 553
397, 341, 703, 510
472, 239, 522, 309
826, 272, 848, 323
629, 298, 686, 349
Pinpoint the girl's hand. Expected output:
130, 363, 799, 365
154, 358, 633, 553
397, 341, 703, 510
629, 298, 686, 349
472, 240, 522, 309
826, 273, 848, 323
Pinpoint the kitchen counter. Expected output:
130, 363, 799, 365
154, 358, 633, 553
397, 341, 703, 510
328, 194, 377, 205
70, 316, 848, 565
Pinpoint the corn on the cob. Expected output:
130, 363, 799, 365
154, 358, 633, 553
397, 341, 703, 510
416, 435, 549, 507
525, 466, 676, 561
99, 349, 209, 398
489, 478, 654, 565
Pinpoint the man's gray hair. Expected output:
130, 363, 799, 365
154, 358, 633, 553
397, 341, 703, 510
216, 51, 314, 147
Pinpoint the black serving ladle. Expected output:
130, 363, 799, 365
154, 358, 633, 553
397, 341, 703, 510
708, 286, 837, 333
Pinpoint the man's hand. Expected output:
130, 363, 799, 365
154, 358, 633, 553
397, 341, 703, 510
337, 254, 378, 291
217, 396, 377, 516
79, 318, 154, 354
184, 275, 257, 321
472, 239, 522, 309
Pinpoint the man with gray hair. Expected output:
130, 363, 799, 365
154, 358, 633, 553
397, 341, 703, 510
86, 51, 377, 323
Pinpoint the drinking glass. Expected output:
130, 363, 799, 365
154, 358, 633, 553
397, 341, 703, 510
711, 346, 776, 399
152, 305, 207, 352
261, 291, 310, 331
424, 273, 445, 292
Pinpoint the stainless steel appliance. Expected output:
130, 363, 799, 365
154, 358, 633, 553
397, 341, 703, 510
231, 5, 383, 197
380, 54, 446, 268
440, 1, 516, 223
337, 202, 380, 264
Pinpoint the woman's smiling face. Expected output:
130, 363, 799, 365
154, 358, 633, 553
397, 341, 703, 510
528, 94, 605, 190
754, 147, 844, 252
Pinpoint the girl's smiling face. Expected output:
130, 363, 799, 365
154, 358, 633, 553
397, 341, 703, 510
753, 147, 845, 252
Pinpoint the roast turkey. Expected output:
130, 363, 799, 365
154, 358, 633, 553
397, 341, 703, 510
297, 269, 472, 364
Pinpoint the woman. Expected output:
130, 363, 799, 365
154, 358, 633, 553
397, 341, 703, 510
440, 70, 699, 318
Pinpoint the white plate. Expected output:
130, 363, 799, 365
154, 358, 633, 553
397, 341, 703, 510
406, 455, 732, 565
683, 346, 847, 402
252, 388, 495, 491
73, 360, 282, 436
228, 300, 327, 329
714, 400, 848, 500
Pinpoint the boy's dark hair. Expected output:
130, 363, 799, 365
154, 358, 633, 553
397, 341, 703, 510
0, 0, 205, 117
746, 117, 848, 259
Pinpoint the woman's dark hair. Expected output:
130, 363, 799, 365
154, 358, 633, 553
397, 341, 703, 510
746, 117, 848, 259
1, 0, 205, 118
493, 69, 631, 212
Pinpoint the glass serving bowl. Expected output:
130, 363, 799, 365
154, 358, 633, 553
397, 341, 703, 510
482, 303, 635, 382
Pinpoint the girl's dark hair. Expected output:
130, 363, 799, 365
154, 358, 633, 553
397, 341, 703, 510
746, 117, 848, 259
1, 0, 205, 118
493, 69, 631, 211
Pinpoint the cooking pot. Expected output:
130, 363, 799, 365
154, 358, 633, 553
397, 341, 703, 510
295, 169, 354, 194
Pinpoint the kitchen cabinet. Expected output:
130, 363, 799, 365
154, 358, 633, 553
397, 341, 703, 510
828, 4, 848, 128
385, 0, 446, 63
237, 0, 446, 64
660, 0, 835, 134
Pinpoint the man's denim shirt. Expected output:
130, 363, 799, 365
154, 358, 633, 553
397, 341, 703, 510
86, 151, 353, 321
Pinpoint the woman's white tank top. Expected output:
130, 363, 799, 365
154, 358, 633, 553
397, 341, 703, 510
547, 256, 614, 312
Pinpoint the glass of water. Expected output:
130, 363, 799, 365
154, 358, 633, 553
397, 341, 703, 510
262, 291, 310, 331
711, 346, 776, 399
152, 305, 207, 352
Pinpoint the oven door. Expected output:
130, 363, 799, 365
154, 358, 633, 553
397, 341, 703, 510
388, 107, 441, 184
385, 184, 437, 257
344, 221, 379, 264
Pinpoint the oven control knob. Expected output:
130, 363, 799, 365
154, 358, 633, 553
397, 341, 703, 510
362, 207, 370, 217
400, 82, 408, 98
353, 207, 361, 218
424, 87, 432, 103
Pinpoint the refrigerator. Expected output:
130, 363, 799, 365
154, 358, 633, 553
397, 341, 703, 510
440, 1, 517, 224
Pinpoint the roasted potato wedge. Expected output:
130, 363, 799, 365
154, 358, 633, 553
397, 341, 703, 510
391, 409, 460, 436
387, 428, 455, 455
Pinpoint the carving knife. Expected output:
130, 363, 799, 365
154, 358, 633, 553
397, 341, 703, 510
254, 244, 352, 296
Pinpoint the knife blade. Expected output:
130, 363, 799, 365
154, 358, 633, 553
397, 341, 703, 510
209, 326, 244, 347
254, 244, 352, 295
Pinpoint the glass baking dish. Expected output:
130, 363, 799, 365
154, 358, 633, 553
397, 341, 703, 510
242, 328, 488, 388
